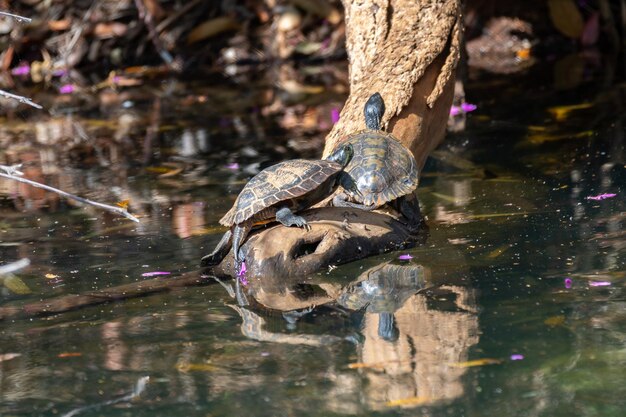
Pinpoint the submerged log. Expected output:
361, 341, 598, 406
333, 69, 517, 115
212, 0, 461, 279
0, 272, 211, 321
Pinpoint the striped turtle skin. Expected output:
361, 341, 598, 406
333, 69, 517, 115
220, 159, 343, 226
340, 130, 418, 207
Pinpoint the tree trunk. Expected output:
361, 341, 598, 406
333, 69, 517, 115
210, 0, 461, 279
324, 0, 461, 170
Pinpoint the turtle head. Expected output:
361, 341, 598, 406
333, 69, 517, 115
364, 92, 385, 131
326, 143, 354, 167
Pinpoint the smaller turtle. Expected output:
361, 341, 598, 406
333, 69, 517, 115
332, 93, 421, 225
201, 144, 354, 271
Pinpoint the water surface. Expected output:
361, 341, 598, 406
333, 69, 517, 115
0, 60, 624, 416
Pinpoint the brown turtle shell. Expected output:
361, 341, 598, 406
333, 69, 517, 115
220, 159, 342, 226
340, 131, 418, 207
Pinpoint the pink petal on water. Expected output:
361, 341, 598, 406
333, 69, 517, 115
52, 69, 68, 77
449, 105, 461, 116
398, 254, 413, 260
564, 278, 572, 289
141, 271, 171, 277
461, 102, 478, 113
59, 84, 76, 94
510, 354, 525, 361
586, 193, 616, 201
331, 108, 340, 124
225, 162, 239, 170
11, 64, 30, 76
589, 281, 611, 287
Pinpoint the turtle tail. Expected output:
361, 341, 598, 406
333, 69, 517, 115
364, 93, 385, 131
219, 206, 236, 227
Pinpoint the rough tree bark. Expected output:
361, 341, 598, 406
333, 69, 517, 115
211, 0, 462, 279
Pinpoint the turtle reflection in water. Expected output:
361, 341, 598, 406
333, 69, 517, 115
338, 262, 428, 341
332, 93, 422, 227
201, 144, 355, 273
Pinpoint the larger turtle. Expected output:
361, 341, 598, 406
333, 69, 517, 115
201, 144, 354, 271
332, 93, 421, 225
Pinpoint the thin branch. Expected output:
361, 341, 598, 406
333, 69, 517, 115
0, 88, 43, 109
0, 165, 140, 222
0, 259, 30, 276
0, 11, 31, 23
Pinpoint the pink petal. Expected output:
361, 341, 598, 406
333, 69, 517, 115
59, 84, 76, 94
461, 102, 477, 113
238, 261, 249, 285
510, 354, 524, 361
589, 281, 611, 287
11, 64, 30, 76
564, 278, 572, 289
225, 163, 239, 170
586, 193, 616, 201
449, 105, 461, 116
141, 271, 171, 277
238, 260, 247, 276
398, 254, 413, 260
331, 108, 340, 124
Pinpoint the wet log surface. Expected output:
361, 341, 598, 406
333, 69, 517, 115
211, 207, 427, 279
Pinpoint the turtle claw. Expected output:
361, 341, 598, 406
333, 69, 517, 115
292, 216, 309, 229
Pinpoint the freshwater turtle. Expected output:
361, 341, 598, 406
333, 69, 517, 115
332, 93, 421, 225
201, 144, 354, 271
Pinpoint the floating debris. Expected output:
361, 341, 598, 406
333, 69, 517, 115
510, 354, 525, 361
398, 254, 413, 260
385, 396, 431, 407
58, 352, 83, 358
589, 281, 611, 287
564, 277, 572, 289
0, 353, 21, 362
449, 358, 502, 368
141, 271, 171, 277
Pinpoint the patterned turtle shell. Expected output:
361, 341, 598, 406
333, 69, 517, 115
220, 159, 343, 226
341, 131, 419, 207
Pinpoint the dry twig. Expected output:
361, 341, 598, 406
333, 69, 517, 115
0, 89, 43, 109
0, 11, 31, 23
0, 164, 140, 222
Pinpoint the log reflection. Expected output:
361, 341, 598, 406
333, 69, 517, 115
227, 260, 479, 410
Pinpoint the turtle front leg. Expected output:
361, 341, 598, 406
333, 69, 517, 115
200, 229, 232, 267
275, 206, 310, 230
332, 193, 377, 211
